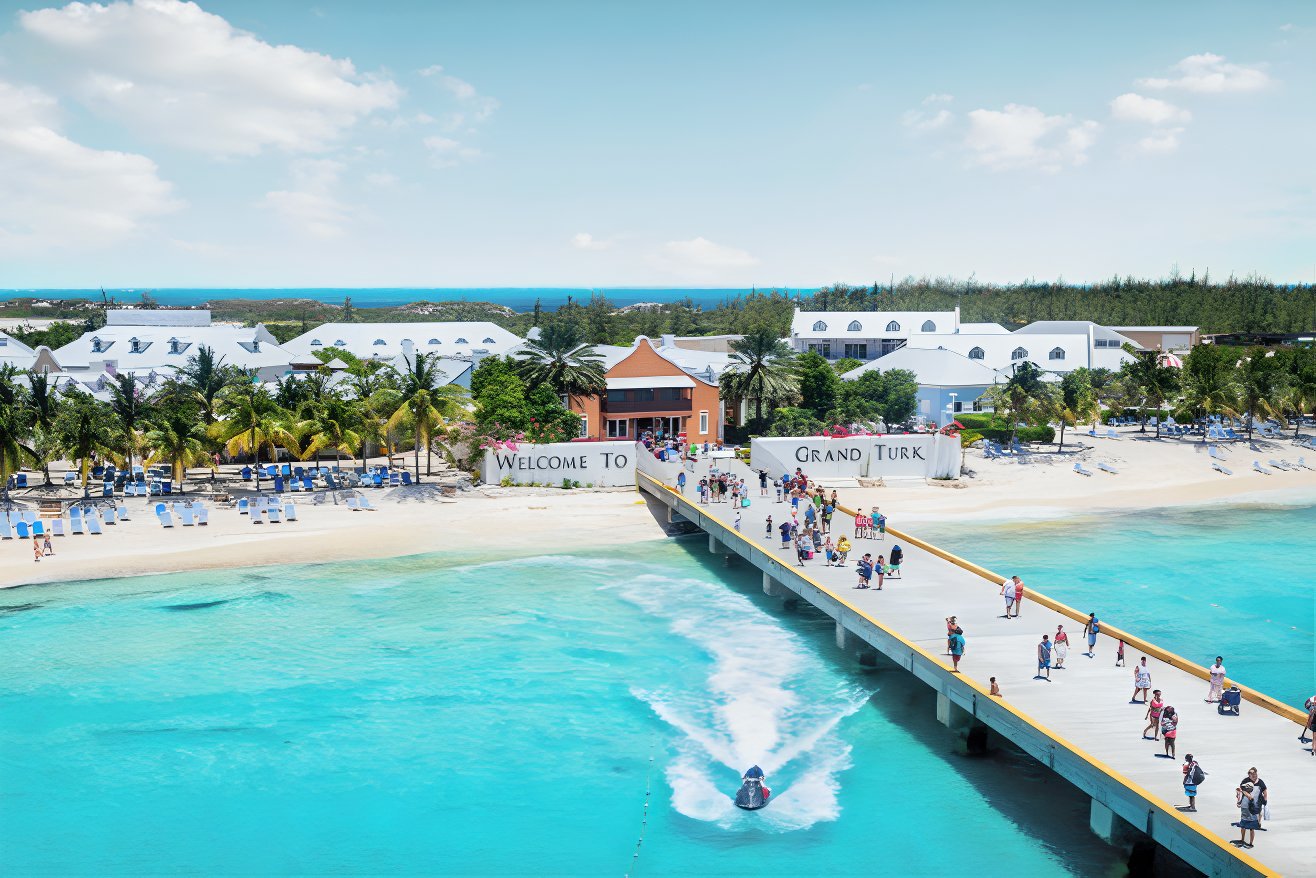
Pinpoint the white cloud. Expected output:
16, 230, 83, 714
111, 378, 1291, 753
965, 104, 1099, 172
571, 232, 612, 251
922, 93, 953, 105
1137, 128, 1185, 154
662, 236, 757, 268
0, 80, 179, 252
419, 64, 499, 128
262, 158, 349, 237
423, 135, 481, 168
365, 171, 398, 188
1137, 53, 1271, 93
1110, 92, 1191, 125
902, 93, 954, 131
20, 0, 399, 157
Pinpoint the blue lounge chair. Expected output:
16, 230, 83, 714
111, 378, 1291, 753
273, 476, 285, 493
31, 520, 45, 537
1073, 463, 1093, 476
241, 466, 252, 481
237, 498, 249, 514
50, 519, 65, 537
63, 472, 76, 485
283, 502, 297, 522
16, 520, 29, 538
0, 517, 11, 540
401, 471, 412, 485
302, 476, 315, 491
389, 472, 401, 487
68, 508, 84, 535
372, 472, 383, 488
1097, 462, 1119, 474
87, 513, 103, 535
103, 506, 116, 525
1225, 428, 1243, 441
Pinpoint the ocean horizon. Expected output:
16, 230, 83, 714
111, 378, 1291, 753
0, 288, 819, 312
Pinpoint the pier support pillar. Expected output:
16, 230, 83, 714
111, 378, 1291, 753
835, 622, 849, 650
762, 572, 775, 596
936, 692, 970, 730
708, 533, 720, 554
1089, 799, 1116, 843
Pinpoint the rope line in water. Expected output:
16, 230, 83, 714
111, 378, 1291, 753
623, 750, 655, 878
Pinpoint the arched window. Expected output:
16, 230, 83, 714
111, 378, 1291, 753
482, 337, 496, 344
1011, 347, 1029, 361
921, 320, 936, 332
428, 338, 442, 345
1049, 347, 1066, 361
373, 339, 386, 346
334, 339, 346, 346
456, 337, 468, 344
847, 320, 862, 332
812, 321, 828, 332
885, 321, 901, 332
310, 339, 322, 346
968, 346, 985, 360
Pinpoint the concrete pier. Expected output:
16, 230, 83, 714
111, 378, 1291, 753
639, 464, 1308, 878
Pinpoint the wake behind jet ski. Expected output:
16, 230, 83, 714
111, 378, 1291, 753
734, 765, 771, 811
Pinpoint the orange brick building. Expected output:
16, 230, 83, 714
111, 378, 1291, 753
570, 340, 722, 444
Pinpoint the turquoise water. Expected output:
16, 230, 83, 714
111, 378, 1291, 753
0, 541, 1123, 877
919, 502, 1316, 709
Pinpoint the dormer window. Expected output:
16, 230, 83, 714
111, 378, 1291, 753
885, 321, 901, 332
401, 338, 414, 346
168, 337, 181, 354
428, 338, 442, 345
847, 321, 862, 332
483, 337, 496, 344
812, 321, 827, 332
91, 337, 104, 353
921, 320, 937, 332
251, 340, 260, 353
1049, 347, 1066, 361
335, 339, 346, 346
310, 339, 322, 346
455, 337, 468, 344
373, 339, 386, 346
1012, 347, 1029, 361
129, 337, 142, 353
969, 346, 985, 360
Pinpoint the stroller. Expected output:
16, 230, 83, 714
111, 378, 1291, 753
1218, 686, 1242, 716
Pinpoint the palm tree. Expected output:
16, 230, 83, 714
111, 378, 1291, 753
143, 408, 212, 492
1283, 365, 1316, 440
107, 373, 152, 474
1236, 348, 1288, 440
514, 321, 606, 402
983, 361, 1054, 443
174, 346, 239, 424
388, 352, 468, 482
1119, 345, 1181, 433
1056, 368, 1098, 452
0, 394, 37, 490
1181, 344, 1240, 442
212, 384, 300, 491
24, 371, 59, 485
50, 389, 117, 488
295, 396, 363, 468
719, 326, 800, 425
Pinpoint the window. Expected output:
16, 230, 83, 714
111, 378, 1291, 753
168, 338, 181, 354
843, 343, 868, 360
455, 337, 468, 344
972, 398, 985, 412
483, 337, 496, 344
428, 338, 442, 345
91, 337, 103, 353
847, 320, 862, 332
129, 337, 141, 353
699, 410, 709, 435
885, 321, 901, 332
310, 339, 322, 346
921, 320, 937, 332
968, 346, 985, 360
251, 341, 261, 353
606, 418, 628, 438
808, 342, 832, 358
579, 416, 588, 438
373, 339, 386, 346
812, 320, 828, 332
334, 339, 346, 346
1095, 338, 1120, 349
1049, 347, 1066, 361
1011, 347, 1029, 361
401, 338, 413, 346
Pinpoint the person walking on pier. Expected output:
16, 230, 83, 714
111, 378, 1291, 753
758, 468, 769, 497
1206, 656, 1227, 703
946, 617, 958, 654
1083, 613, 1100, 657
1143, 690, 1164, 740
1053, 625, 1069, 669
835, 535, 850, 567
779, 520, 792, 550
1036, 634, 1052, 681
1239, 768, 1268, 817
1181, 755, 1205, 812
1000, 578, 1017, 619
948, 627, 965, 672
874, 554, 885, 590
1131, 657, 1152, 704
1235, 782, 1261, 849
765, 515, 773, 540
734, 510, 741, 533
1115, 638, 1125, 667
677, 471, 686, 494
888, 545, 903, 578
855, 554, 873, 588
1010, 576, 1024, 618
1160, 706, 1178, 758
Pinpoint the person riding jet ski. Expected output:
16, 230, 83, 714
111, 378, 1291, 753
734, 765, 771, 810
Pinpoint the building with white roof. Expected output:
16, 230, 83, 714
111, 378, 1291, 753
842, 346, 1006, 419
0, 331, 38, 372
283, 322, 523, 363
52, 310, 296, 383
790, 308, 961, 360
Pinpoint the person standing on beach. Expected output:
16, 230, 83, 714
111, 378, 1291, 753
33, 538, 42, 563
43, 532, 55, 557
1206, 657, 1227, 703
1143, 690, 1164, 740
1160, 707, 1178, 758
1181, 755, 1204, 812
949, 628, 966, 672
1000, 579, 1017, 619
1132, 657, 1152, 704
1083, 613, 1100, 657
1010, 576, 1025, 618
1053, 625, 1069, 669
1036, 634, 1052, 681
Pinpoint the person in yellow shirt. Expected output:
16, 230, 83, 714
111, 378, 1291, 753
834, 536, 851, 567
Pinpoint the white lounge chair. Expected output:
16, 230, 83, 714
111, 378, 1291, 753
49, 518, 64, 537
0, 516, 11, 539
87, 512, 103, 534
1252, 460, 1272, 475
1073, 463, 1092, 476
238, 498, 250, 515
251, 506, 264, 524
1208, 445, 1227, 461
103, 506, 117, 525
1268, 459, 1290, 471
1105, 429, 1120, 439
346, 497, 361, 511
116, 504, 130, 521
178, 506, 196, 526
157, 508, 174, 527
196, 506, 209, 526
1097, 462, 1119, 474
358, 496, 377, 511
1296, 457, 1312, 470
267, 506, 282, 523
283, 502, 297, 522
69, 511, 84, 535
1212, 462, 1233, 475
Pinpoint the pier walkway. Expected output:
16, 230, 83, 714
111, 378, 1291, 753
637, 459, 1313, 878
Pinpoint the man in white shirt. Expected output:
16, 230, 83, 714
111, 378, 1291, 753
1000, 578, 1017, 619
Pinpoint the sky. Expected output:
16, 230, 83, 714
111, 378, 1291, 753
0, 0, 1312, 289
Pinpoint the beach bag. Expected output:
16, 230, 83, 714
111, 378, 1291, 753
1189, 764, 1205, 785
1248, 795, 1262, 816
741, 497, 750, 508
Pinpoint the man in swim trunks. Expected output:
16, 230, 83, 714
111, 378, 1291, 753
1036, 634, 1052, 681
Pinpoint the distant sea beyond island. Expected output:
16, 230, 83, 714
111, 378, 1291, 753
0, 288, 817, 312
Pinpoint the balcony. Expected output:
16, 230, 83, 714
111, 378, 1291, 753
604, 398, 693, 414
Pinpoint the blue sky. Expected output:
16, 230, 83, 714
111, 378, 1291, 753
0, 0, 1312, 288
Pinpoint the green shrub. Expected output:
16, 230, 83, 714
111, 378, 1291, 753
958, 430, 984, 447
976, 426, 1055, 444
954, 413, 997, 430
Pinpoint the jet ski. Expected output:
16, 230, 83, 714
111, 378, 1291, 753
734, 765, 771, 810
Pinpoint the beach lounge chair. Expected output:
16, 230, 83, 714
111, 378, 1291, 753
1252, 460, 1271, 475
267, 505, 282, 523
68, 508, 84, 535
178, 506, 196, 526
63, 471, 76, 485
15, 520, 29, 538
389, 472, 401, 487
156, 506, 174, 527
31, 520, 45, 537
289, 477, 301, 493
251, 506, 264, 524
87, 512, 103, 535
302, 476, 315, 491
401, 471, 413, 486
196, 506, 209, 526
1105, 429, 1120, 439
1073, 464, 1093, 477
15, 473, 28, 488
346, 497, 361, 511
283, 502, 297, 521
1295, 456, 1311, 470
273, 476, 285, 493
117, 504, 130, 521
1225, 428, 1243, 441
103, 506, 117, 525
1268, 459, 1290, 471
237, 498, 250, 514
50, 518, 65, 537
241, 466, 252, 481
358, 496, 377, 511
1097, 462, 1119, 474
0, 516, 10, 539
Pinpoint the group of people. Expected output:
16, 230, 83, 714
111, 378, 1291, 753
690, 469, 748, 506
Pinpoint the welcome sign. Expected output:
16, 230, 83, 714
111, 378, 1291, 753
750, 434, 958, 480
481, 440, 636, 487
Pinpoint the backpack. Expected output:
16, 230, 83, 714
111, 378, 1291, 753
1248, 793, 1261, 815
1189, 763, 1205, 785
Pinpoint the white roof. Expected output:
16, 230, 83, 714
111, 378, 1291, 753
52, 323, 293, 374
283, 322, 523, 360
607, 375, 694, 390
1110, 326, 1199, 333
1013, 321, 1137, 346
843, 346, 1002, 388
106, 309, 210, 327
791, 309, 958, 339
958, 322, 1010, 334
0, 331, 37, 369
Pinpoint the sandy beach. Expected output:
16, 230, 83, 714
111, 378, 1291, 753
4, 430, 1312, 591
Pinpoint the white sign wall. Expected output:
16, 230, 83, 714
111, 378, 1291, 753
750, 434, 958, 480
481, 441, 636, 487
